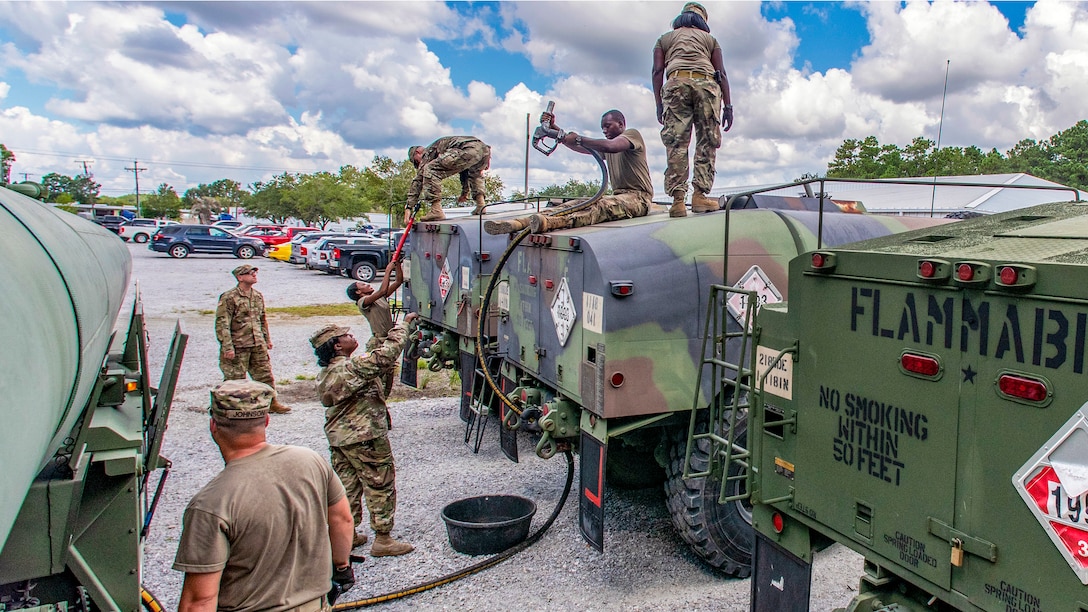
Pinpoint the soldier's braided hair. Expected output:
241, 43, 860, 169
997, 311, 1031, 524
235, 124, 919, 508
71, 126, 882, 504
673, 11, 710, 33
315, 338, 339, 367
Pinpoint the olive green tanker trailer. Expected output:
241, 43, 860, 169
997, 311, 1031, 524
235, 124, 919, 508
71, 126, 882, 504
746, 199, 1088, 610
0, 183, 186, 611
404, 187, 947, 576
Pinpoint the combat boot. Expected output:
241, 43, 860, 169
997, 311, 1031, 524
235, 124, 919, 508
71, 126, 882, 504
484, 216, 530, 235
529, 213, 572, 234
419, 199, 446, 222
691, 192, 719, 213
352, 531, 369, 548
669, 192, 687, 218
269, 400, 292, 414
371, 533, 413, 557
471, 194, 487, 215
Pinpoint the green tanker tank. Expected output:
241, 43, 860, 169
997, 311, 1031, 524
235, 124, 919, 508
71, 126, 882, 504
746, 199, 1088, 610
405, 184, 948, 575
0, 183, 187, 611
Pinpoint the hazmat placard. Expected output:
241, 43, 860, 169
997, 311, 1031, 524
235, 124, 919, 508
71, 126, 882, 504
550, 276, 576, 346
1013, 404, 1088, 584
438, 257, 452, 302
727, 265, 782, 329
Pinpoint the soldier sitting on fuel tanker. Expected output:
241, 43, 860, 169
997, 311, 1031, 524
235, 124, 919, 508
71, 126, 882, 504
345, 258, 405, 395
215, 264, 292, 413
484, 109, 653, 235
405, 136, 492, 223
311, 314, 418, 557
174, 380, 356, 612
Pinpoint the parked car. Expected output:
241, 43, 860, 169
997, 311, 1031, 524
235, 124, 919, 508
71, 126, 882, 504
212, 220, 244, 230
308, 235, 382, 273
93, 215, 128, 234
266, 241, 292, 261
149, 224, 266, 259
118, 218, 178, 243
241, 225, 319, 247
286, 232, 345, 265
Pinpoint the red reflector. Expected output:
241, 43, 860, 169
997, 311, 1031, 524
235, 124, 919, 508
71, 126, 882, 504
436, 254, 443, 262
545, 279, 554, 289
901, 353, 940, 377
610, 373, 624, 388
957, 263, 974, 281
618, 285, 631, 295
919, 261, 935, 278
999, 374, 1048, 402
425, 252, 431, 259
811, 253, 825, 268
529, 275, 537, 285
520, 389, 528, 402
999, 266, 1018, 285
772, 512, 784, 534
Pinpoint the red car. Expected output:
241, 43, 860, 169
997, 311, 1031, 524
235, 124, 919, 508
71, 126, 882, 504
241, 225, 319, 247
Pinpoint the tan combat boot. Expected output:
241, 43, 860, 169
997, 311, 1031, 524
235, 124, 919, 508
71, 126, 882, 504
269, 399, 292, 414
352, 531, 369, 548
471, 194, 487, 215
669, 192, 687, 218
484, 216, 530, 235
371, 532, 414, 557
529, 213, 572, 234
419, 199, 446, 222
691, 192, 719, 213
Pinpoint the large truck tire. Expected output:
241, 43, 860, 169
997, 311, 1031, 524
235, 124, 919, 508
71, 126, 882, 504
664, 412, 752, 577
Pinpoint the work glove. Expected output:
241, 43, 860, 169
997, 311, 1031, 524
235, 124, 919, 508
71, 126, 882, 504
722, 105, 734, 132
328, 564, 355, 605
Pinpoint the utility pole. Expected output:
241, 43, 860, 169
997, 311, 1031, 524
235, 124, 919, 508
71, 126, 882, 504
20, 172, 35, 182
76, 160, 94, 177
126, 160, 146, 217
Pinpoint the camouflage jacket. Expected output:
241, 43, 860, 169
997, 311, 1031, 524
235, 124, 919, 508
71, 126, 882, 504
406, 136, 482, 204
215, 286, 269, 352
316, 324, 408, 447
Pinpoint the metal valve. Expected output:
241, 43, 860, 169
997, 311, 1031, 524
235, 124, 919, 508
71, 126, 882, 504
532, 101, 566, 155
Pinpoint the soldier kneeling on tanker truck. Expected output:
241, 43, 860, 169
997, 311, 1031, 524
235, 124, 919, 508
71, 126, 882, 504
484, 108, 654, 235
405, 136, 492, 223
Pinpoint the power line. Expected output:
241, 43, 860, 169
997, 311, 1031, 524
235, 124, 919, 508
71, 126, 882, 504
10, 146, 329, 174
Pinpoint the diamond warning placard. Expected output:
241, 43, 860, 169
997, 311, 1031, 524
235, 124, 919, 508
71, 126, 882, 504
438, 257, 453, 302
1013, 406, 1088, 584
726, 265, 782, 329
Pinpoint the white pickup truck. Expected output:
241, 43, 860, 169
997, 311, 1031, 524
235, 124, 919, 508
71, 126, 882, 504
118, 218, 178, 243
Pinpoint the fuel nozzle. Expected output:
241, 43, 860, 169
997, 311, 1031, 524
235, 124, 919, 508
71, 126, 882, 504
532, 101, 566, 155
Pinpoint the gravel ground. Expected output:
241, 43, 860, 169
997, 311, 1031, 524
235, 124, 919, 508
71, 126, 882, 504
128, 243, 864, 611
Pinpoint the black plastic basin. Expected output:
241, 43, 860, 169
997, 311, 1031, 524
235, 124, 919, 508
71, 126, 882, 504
440, 495, 537, 555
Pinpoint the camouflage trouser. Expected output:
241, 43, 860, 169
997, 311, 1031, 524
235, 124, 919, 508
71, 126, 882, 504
419, 141, 491, 202
331, 436, 397, 533
660, 77, 721, 196
219, 345, 274, 387
546, 191, 651, 228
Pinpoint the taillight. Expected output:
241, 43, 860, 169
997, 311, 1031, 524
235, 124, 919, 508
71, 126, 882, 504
900, 352, 941, 378
333, 248, 341, 258
810, 251, 836, 272
998, 373, 1049, 403
610, 281, 634, 297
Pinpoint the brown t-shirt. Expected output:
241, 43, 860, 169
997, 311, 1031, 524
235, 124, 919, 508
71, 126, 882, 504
655, 28, 720, 76
173, 445, 346, 612
357, 296, 393, 341
608, 128, 654, 197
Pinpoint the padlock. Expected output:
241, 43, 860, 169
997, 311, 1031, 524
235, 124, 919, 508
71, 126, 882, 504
951, 538, 964, 567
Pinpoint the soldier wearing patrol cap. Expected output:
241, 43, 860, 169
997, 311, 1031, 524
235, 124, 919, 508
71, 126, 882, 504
174, 381, 356, 611
311, 312, 418, 557
652, 0, 734, 218
214, 264, 292, 413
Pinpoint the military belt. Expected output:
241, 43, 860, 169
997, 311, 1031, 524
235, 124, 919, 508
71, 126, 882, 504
669, 69, 711, 80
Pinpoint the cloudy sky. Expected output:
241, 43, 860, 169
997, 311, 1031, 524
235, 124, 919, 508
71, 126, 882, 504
1, 1, 1085, 201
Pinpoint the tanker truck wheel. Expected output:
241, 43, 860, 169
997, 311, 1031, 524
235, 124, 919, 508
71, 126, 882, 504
664, 411, 752, 577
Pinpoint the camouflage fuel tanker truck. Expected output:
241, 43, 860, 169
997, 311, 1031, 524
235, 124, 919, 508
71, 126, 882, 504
0, 182, 186, 611
744, 198, 1088, 610
404, 179, 948, 576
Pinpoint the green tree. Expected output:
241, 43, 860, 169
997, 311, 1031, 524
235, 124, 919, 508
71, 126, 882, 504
511, 178, 601, 200
1, 144, 14, 184
183, 179, 248, 214
40, 172, 101, 204
1043, 120, 1088, 191
287, 171, 361, 229
246, 172, 299, 223
142, 183, 184, 219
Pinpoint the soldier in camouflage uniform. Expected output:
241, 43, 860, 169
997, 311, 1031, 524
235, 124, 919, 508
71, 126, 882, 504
406, 136, 492, 223
652, 2, 733, 218
346, 259, 405, 396
484, 109, 653, 235
214, 264, 291, 413
310, 314, 418, 557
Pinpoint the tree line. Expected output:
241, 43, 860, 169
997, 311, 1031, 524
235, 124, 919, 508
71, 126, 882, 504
3, 119, 1084, 225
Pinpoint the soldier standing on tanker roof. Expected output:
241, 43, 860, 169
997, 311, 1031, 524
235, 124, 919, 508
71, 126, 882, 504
483, 108, 654, 235
310, 313, 418, 557
345, 258, 405, 395
404, 136, 493, 224
652, 1, 734, 218
214, 264, 292, 414
174, 380, 356, 612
